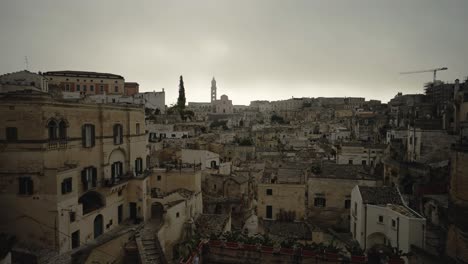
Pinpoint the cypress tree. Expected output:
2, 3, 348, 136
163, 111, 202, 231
177, 75, 186, 109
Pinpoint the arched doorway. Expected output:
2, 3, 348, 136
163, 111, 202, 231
79, 191, 105, 215
94, 214, 103, 239
367, 232, 390, 249
151, 203, 164, 222
211, 160, 217, 168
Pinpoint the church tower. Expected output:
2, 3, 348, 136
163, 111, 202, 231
211, 77, 217, 103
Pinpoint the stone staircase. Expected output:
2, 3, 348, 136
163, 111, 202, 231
135, 226, 167, 264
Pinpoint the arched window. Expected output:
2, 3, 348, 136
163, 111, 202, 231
59, 120, 67, 140
48, 120, 58, 140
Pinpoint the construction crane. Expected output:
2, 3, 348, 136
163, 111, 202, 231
400, 67, 448, 83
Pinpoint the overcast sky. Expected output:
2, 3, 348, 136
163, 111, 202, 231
1, 0, 467, 105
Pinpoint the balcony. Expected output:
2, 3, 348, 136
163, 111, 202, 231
47, 140, 68, 150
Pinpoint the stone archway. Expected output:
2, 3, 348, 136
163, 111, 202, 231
367, 232, 390, 249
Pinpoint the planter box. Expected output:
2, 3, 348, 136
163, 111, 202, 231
389, 258, 405, 264
325, 252, 339, 261
261, 246, 274, 253
225, 241, 239, 249
280, 248, 295, 255
302, 249, 317, 257
351, 255, 366, 263
179, 256, 192, 264
209, 240, 223, 247
243, 244, 258, 251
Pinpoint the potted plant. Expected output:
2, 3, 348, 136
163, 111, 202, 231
302, 242, 318, 257
324, 240, 342, 261
346, 242, 366, 263
208, 233, 222, 247
223, 231, 243, 249
243, 234, 262, 251
388, 247, 407, 264
260, 234, 275, 253
280, 238, 299, 255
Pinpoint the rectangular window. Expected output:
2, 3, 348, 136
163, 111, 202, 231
157, 175, 161, 181
378, 215, 384, 223
81, 167, 97, 191
69, 212, 76, 222
65, 84, 70, 91
314, 197, 326, 207
118, 205, 123, 224
18, 177, 33, 195
111, 161, 123, 180
362, 160, 367, 165
113, 124, 123, 145
76, 84, 80, 91
90, 85, 94, 92
266, 205, 273, 219
6, 127, 18, 142
136, 123, 140, 135
266, 189, 273, 195
135, 158, 143, 175
82, 124, 95, 148
392, 219, 396, 228
345, 199, 351, 209
348, 160, 353, 165
83, 85, 87, 92
61, 177, 73, 194
114, 86, 118, 92
409, 137, 413, 145
100, 85, 104, 92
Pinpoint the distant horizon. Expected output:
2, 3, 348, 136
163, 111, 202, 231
1, 0, 467, 106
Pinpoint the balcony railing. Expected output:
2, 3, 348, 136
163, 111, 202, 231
48, 140, 68, 149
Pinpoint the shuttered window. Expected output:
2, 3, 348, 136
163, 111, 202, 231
82, 124, 95, 148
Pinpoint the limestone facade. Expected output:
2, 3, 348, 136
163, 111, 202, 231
0, 93, 147, 253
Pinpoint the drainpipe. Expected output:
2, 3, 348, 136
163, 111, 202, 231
396, 217, 400, 251
364, 204, 367, 249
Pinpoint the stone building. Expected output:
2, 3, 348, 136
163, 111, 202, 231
124, 82, 139, 96
44, 70, 125, 95
257, 168, 307, 221
307, 163, 380, 230
336, 142, 386, 165
446, 122, 468, 262
181, 149, 220, 169
0, 70, 49, 93
213, 94, 233, 114
0, 92, 148, 254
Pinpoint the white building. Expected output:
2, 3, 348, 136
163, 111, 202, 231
351, 186, 426, 256
336, 143, 386, 166
330, 128, 352, 143
83, 90, 165, 112
181, 149, 220, 169
386, 128, 408, 144
0, 70, 49, 93
134, 90, 166, 113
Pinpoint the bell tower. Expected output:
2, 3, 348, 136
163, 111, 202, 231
211, 77, 217, 103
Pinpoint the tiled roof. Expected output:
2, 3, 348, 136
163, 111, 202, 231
358, 186, 403, 205
44, 70, 124, 79
195, 214, 230, 237
263, 221, 312, 240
